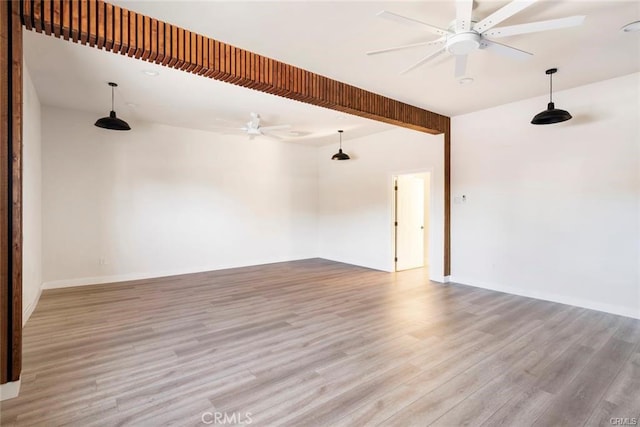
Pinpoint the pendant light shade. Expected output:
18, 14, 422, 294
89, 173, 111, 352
531, 68, 572, 125
95, 82, 131, 131
331, 130, 350, 160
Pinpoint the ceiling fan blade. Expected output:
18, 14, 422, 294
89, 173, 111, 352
260, 124, 291, 132
400, 47, 447, 75
482, 15, 585, 38
208, 126, 241, 131
262, 133, 285, 141
456, 0, 474, 32
473, 0, 538, 34
367, 38, 445, 56
377, 11, 451, 36
480, 39, 532, 60
454, 54, 468, 78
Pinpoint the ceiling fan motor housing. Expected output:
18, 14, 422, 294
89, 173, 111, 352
446, 32, 481, 55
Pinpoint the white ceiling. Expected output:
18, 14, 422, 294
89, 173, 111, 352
24, 31, 396, 146
24, 1, 640, 144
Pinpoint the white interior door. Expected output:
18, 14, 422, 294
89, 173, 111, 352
395, 175, 425, 271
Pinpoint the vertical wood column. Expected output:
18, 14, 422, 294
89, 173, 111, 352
0, 0, 23, 385
444, 119, 451, 277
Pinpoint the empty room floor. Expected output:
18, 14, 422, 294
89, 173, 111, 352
1, 258, 639, 426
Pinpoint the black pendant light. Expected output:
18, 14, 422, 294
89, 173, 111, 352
531, 68, 572, 125
95, 82, 131, 131
331, 130, 350, 160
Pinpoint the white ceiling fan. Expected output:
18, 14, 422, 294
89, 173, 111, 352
214, 112, 292, 140
367, 0, 585, 77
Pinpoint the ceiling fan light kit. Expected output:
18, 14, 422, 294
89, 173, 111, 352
446, 32, 480, 56
94, 82, 131, 131
368, 0, 585, 78
531, 68, 572, 125
331, 130, 350, 161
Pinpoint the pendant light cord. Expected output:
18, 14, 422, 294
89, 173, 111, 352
111, 85, 115, 111
549, 73, 553, 103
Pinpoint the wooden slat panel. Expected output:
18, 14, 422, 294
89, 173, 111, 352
120, 8, 128, 54
193, 33, 201, 73
134, 12, 142, 58
200, 36, 207, 75
176, 27, 184, 68
104, 2, 112, 50
87, 0, 95, 46
168, 24, 177, 66
156, 20, 164, 63
71, 0, 79, 42
43, 1, 52, 35
22, 0, 33, 30
62, 0, 70, 40
33, 0, 42, 33
95, 0, 104, 49
223, 43, 230, 77
80, 0, 88, 44
162, 21, 171, 65
189, 30, 196, 72
213, 40, 221, 78
149, 18, 157, 62
112, 5, 120, 53
141, 15, 150, 60
229, 45, 236, 82
236, 47, 243, 83
182, 29, 190, 71
127, 9, 135, 57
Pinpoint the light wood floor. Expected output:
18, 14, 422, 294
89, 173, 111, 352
1, 259, 639, 426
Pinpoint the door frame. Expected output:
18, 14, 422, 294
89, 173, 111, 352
390, 168, 444, 281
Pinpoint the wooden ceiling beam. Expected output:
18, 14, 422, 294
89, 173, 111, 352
20, 0, 449, 134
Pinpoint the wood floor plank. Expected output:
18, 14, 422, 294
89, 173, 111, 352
1, 258, 638, 426
584, 352, 640, 426
533, 336, 636, 426
479, 386, 554, 427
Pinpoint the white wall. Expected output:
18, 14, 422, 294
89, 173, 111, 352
317, 128, 445, 279
41, 106, 318, 287
451, 73, 640, 319
22, 62, 42, 323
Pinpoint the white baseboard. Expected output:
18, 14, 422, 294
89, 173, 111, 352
0, 379, 21, 401
23, 285, 43, 326
42, 256, 316, 290
450, 276, 640, 320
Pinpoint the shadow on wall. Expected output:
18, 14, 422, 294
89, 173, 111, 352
568, 113, 599, 126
